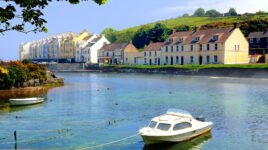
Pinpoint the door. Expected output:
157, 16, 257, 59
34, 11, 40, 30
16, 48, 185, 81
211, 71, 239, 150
149, 59, 152, 65
170, 56, 174, 65
181, 56, 184, 65
158, 58, 160, 65
199, 56, 203, 64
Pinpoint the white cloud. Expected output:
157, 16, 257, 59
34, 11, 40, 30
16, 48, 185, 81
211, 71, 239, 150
162, 0, 268, 15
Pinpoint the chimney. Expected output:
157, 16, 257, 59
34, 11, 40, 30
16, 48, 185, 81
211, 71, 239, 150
172, 29, 176, 34
194, 26, 200, 32
150, 40, 153, 44
234, 23, 240, 28
129, 40, 133, 44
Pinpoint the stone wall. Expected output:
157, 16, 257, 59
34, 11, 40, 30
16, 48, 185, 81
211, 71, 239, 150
46, 63, 84, 71
101, 67, 268, 78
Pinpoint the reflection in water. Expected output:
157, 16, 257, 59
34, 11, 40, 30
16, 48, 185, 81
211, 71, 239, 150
143, 132, 212, 150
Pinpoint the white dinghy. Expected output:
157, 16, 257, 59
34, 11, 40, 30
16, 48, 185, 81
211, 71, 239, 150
139, 109, 213, 145
9, 97, 44, 106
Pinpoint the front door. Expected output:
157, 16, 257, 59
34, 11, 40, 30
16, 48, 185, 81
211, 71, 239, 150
149, 59, 152, 65
199, 56, 203, 64
170, 56, 174, 65
181, 56, 184, 65
158, 58, 160, 65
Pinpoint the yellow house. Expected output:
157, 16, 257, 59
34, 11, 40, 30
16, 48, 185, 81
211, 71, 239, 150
60, 30, 89, 62
124, 41, 143, 65
143, 41, 163, 65
162, 24, 249, 65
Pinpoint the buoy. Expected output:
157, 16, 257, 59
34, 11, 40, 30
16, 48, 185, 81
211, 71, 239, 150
115, 102, 118, 106
107, 88, 110, 91
97, 89, 100, 92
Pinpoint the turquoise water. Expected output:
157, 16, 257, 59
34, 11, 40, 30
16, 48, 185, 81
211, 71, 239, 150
1, 73, 268, 150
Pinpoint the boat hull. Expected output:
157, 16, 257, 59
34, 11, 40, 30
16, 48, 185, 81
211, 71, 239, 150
141, 125, 212, 145
9, 98, 44, 106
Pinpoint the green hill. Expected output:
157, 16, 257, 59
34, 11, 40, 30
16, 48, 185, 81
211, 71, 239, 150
103, 13, 268, 48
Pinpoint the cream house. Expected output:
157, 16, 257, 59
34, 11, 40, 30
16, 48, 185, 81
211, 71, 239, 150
143, 41, 163, 65
162, 24, 249, 65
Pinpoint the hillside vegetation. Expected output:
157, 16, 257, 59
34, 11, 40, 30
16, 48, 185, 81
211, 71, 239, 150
102, 10, 268, 49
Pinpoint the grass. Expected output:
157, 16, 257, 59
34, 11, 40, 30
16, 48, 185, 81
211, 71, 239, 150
102, 64, 268, 71
116, 14, 268, 42
43, 83, 64, 87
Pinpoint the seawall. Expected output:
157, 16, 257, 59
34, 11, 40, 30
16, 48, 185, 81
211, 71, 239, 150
100, 67, 268, 78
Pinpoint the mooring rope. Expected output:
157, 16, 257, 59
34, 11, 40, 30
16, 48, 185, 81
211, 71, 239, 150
0, 133, 140, 150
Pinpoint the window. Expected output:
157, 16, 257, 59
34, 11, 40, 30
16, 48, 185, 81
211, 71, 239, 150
112, 52, 115, 56
176, 46, 179, 52
144, 58, 147, 64
257, 38, 260, 43
155, 58, 157, 64
144, 52, 146, 56
249, 38, 253, 43
165, 56, 168, 64
125, 57, 128, 63
194, 37, 200, 41
212, 35, 219, 41
157, 123, 171, 131
173, 122, 192, 131
149, 121, 157, 128
178, 38, 183, 42
206, 55, 210, 64
165, 46, 168, 52
176, 56, 179, 64
181, 45, 184, 52
207, 44, 210, 51
190, 45, 193, 52
155, 51, 157, 56
168, 38, 173, 43
190, 56, 194, 64
214, 44, 218, 50
199, 44, 202, 51
214, 55, 218, 63
106, 52, 109, 57
149, 51, 152, 57
171, 46, 173, 52
134, 57, 137, 64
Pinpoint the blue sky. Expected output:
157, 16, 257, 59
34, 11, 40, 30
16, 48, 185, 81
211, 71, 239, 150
1, 0, 267, 60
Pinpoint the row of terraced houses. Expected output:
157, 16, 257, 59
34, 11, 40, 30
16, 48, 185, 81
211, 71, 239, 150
19, 24, 268, 65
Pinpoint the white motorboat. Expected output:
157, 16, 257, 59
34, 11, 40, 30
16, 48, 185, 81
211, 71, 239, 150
9, 97, 44, 106
139, 109, 213, 145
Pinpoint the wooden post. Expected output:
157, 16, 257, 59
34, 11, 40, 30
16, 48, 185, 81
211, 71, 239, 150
14, 130, 17, 150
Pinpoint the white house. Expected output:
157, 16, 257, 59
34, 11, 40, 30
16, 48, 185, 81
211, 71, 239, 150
19, 42, 31, 61
75, 34, 110, 63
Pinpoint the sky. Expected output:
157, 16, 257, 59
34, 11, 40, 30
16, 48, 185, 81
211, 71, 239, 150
0, 0, 267, 61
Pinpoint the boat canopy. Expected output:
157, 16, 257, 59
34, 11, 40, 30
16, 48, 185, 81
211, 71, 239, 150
166, 108, 192, 118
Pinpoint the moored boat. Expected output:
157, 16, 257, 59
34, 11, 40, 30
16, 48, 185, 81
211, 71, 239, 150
139, 109, 213, 145
9, 97, 44, 106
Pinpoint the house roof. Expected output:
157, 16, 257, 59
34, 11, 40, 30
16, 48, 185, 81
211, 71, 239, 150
144, 42, 163, 51
92, 37, 102, 43
100, 43, 129, 52
248, 31, 268, 38
164, 27, 236, 46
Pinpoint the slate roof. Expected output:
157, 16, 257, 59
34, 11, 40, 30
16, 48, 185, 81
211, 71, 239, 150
92, 37, 102, 43
164, 27, 236, 45
100, 43, 129, 52
248, 31, 268, 38
144, 42, 163, 51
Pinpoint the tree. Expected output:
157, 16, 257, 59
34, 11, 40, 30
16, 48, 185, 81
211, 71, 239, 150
229, 8, 237, 16
205, 9, 221, 17
132, 26, 151, 49
256, 10, 266, 14
182, 13, 189, 17
175, 25, 192, 32
193, 8, 205, 17
0, 0, 108, 35
148, 23, 171, 43
101, 27, 118, 43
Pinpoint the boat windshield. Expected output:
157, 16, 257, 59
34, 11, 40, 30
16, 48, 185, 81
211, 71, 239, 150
149, 121, 157, 128
157, 123, 171, 131
167, 108, 192, 117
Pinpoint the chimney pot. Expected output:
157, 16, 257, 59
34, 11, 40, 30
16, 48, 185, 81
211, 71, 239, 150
172, 29, 176, 34
195, 26, 200, 32
150, 40, 153, 44
129, 40, 133, 44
